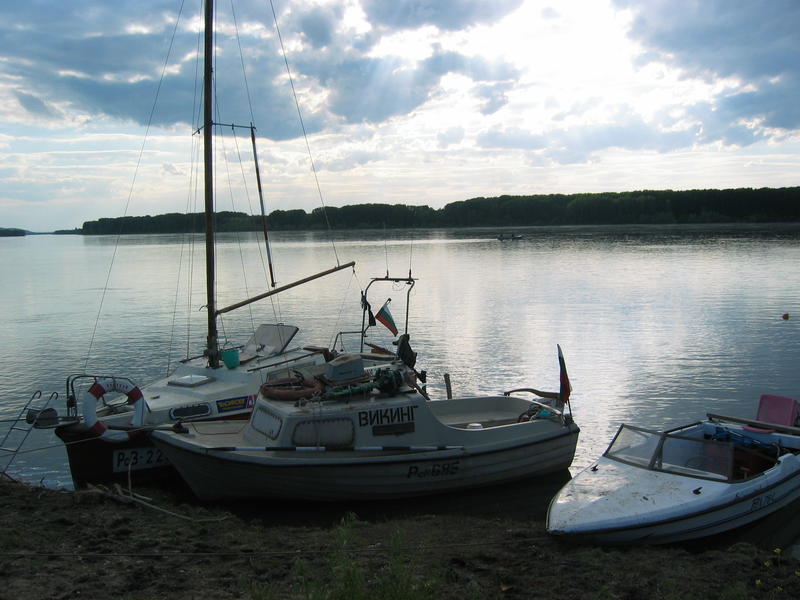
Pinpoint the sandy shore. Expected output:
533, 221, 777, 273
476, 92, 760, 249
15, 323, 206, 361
2, 473, 800, 600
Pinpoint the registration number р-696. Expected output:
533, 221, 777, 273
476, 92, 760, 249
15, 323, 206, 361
112, 447, 168, 472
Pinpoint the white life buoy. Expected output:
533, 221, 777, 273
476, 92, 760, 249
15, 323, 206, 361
82, 378, 146, 442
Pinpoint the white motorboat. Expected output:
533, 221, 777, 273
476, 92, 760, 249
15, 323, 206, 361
150, 345, 579, 502
546, 394, 800, 544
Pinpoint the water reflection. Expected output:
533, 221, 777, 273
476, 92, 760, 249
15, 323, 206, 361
2, 224, 799, 484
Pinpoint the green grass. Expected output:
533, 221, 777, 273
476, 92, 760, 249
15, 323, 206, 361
241, 513, 442, 600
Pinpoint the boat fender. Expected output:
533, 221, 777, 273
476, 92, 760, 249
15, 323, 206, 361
82, 378, 146, 442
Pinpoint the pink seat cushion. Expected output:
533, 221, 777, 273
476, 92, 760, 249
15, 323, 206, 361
743, 394, 799, 432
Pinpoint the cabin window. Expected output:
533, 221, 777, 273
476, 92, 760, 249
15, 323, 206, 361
169, 404, 212, 420
251, 406, 282, 439
292, 418, 354, 448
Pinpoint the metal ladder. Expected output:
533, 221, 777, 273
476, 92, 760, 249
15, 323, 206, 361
1, 391, 58, 476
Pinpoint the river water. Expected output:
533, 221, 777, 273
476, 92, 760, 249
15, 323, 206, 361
1, 224, 799, 489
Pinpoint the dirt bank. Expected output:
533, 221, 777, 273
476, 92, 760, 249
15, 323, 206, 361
2, 474, 799, 600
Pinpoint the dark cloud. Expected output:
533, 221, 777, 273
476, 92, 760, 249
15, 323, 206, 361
13, 91, 56, 117
296, 5, 342, 49
299, 45, 519, 124
425, 46, 519, 81
474, 82, 513, 115
0, 1, 522, 137
0, 1, 324, 140
551, 117, 698, 155
312, 55, 432, 123
362, 0, 524, 31
615, 0, 800, 134
617, 0, 798, 80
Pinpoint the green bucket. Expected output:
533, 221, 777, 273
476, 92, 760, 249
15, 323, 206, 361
221, 348, 240, 369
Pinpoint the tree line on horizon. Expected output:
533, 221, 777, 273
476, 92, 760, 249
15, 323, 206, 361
75, 187, 800, 235
0, 227, 26, 237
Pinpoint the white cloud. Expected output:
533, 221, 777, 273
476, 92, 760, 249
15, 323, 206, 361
0, 0, 797, 231
437, 127, 465, 148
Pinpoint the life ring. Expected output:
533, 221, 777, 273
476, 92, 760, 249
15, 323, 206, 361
260, 376, 323, 402
82, 377, 146, 442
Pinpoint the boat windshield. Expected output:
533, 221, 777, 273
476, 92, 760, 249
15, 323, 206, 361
605, 424, 737, 480
604, 425, 662, 468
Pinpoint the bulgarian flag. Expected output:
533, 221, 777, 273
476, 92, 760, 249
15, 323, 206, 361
558, 344, 571, 403
375, 299, 398, 336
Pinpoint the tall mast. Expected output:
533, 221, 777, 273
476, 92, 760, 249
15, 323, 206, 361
203, 0, 219, 367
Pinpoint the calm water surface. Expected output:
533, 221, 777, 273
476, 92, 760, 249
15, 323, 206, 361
2, 224, 799, 488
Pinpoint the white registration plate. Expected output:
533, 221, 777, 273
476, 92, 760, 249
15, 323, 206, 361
112, 446, 169, 472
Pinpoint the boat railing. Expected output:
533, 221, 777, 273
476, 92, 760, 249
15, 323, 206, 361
707, 413, 800, 436
331, 330, 365, 353
1, 391, 60, 476
358, 274, 416, 353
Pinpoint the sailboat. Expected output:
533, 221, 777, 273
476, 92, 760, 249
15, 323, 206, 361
37, 0, 417, 489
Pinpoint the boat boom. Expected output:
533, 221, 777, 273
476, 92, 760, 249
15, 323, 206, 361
215, 261, 356, 316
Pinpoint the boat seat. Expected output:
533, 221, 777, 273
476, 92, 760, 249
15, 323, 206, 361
743, 394, 799, 433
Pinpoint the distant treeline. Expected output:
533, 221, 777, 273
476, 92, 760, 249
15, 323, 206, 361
0, 228, 25, 237
79, 187, 800, 234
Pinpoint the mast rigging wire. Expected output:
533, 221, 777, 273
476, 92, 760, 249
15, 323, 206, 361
84, 0, 188, 372
268, 0, 340, 265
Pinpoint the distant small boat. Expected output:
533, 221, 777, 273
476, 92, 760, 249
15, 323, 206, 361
497, 233, 523, 241
546, 394, 800, 545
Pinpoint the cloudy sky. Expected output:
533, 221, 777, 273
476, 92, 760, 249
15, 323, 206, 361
1, 0, 798, 231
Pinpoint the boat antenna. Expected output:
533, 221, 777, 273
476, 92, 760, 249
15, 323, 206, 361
408, 238, 414, 279
384, 223, 390, 277
203, 0, 220, 368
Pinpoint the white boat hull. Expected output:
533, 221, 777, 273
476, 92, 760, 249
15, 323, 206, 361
153, 427, 578, 501
152, 378, 579, 502
547, 417, 800, 544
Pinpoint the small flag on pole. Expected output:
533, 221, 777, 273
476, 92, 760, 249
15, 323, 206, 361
375, 299, 398, 336
362, 293, 376, 327
557, 344, 571, 403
